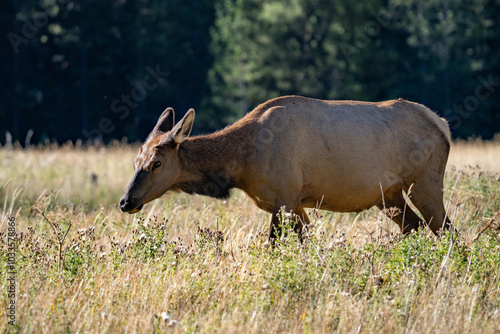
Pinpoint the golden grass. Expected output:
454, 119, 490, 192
0, 139, 499, 333
448, 138, 500, 173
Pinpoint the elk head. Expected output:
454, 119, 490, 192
119, 107, 195, 213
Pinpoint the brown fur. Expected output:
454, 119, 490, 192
120, 96, 452, 241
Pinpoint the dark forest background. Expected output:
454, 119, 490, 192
1, 0, 499, 145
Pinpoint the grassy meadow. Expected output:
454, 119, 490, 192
1, 139, 500, 333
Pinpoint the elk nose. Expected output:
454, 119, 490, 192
119, 196, 130, 212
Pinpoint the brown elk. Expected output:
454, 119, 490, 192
120, 95, 452, 242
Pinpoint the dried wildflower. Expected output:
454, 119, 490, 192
156, 312, 178, 327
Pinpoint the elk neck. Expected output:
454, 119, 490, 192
173, 129, 249, 199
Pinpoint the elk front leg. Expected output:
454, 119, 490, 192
268, 209, 282, 244
294, 207, 311, 243
267, 207, 311, 244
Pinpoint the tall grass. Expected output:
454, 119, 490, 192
0, 142, 137, 210
448, 137, 500, 173
1, 140, 500, 333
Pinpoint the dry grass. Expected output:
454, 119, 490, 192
0, 139, 499, 333
448, 137, 500, 173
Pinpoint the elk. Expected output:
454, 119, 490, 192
120, 95, 452, 242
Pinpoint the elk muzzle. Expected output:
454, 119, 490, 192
119, 170, 147, 213
119, 195, 143, 213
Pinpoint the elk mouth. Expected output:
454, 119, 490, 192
126, 204, 144, 214
119, 195, 144, 214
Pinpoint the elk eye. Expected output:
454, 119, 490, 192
152, 161, 161, 170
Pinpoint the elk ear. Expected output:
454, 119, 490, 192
172, 109, 195, 144
153, 107, 175, 134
